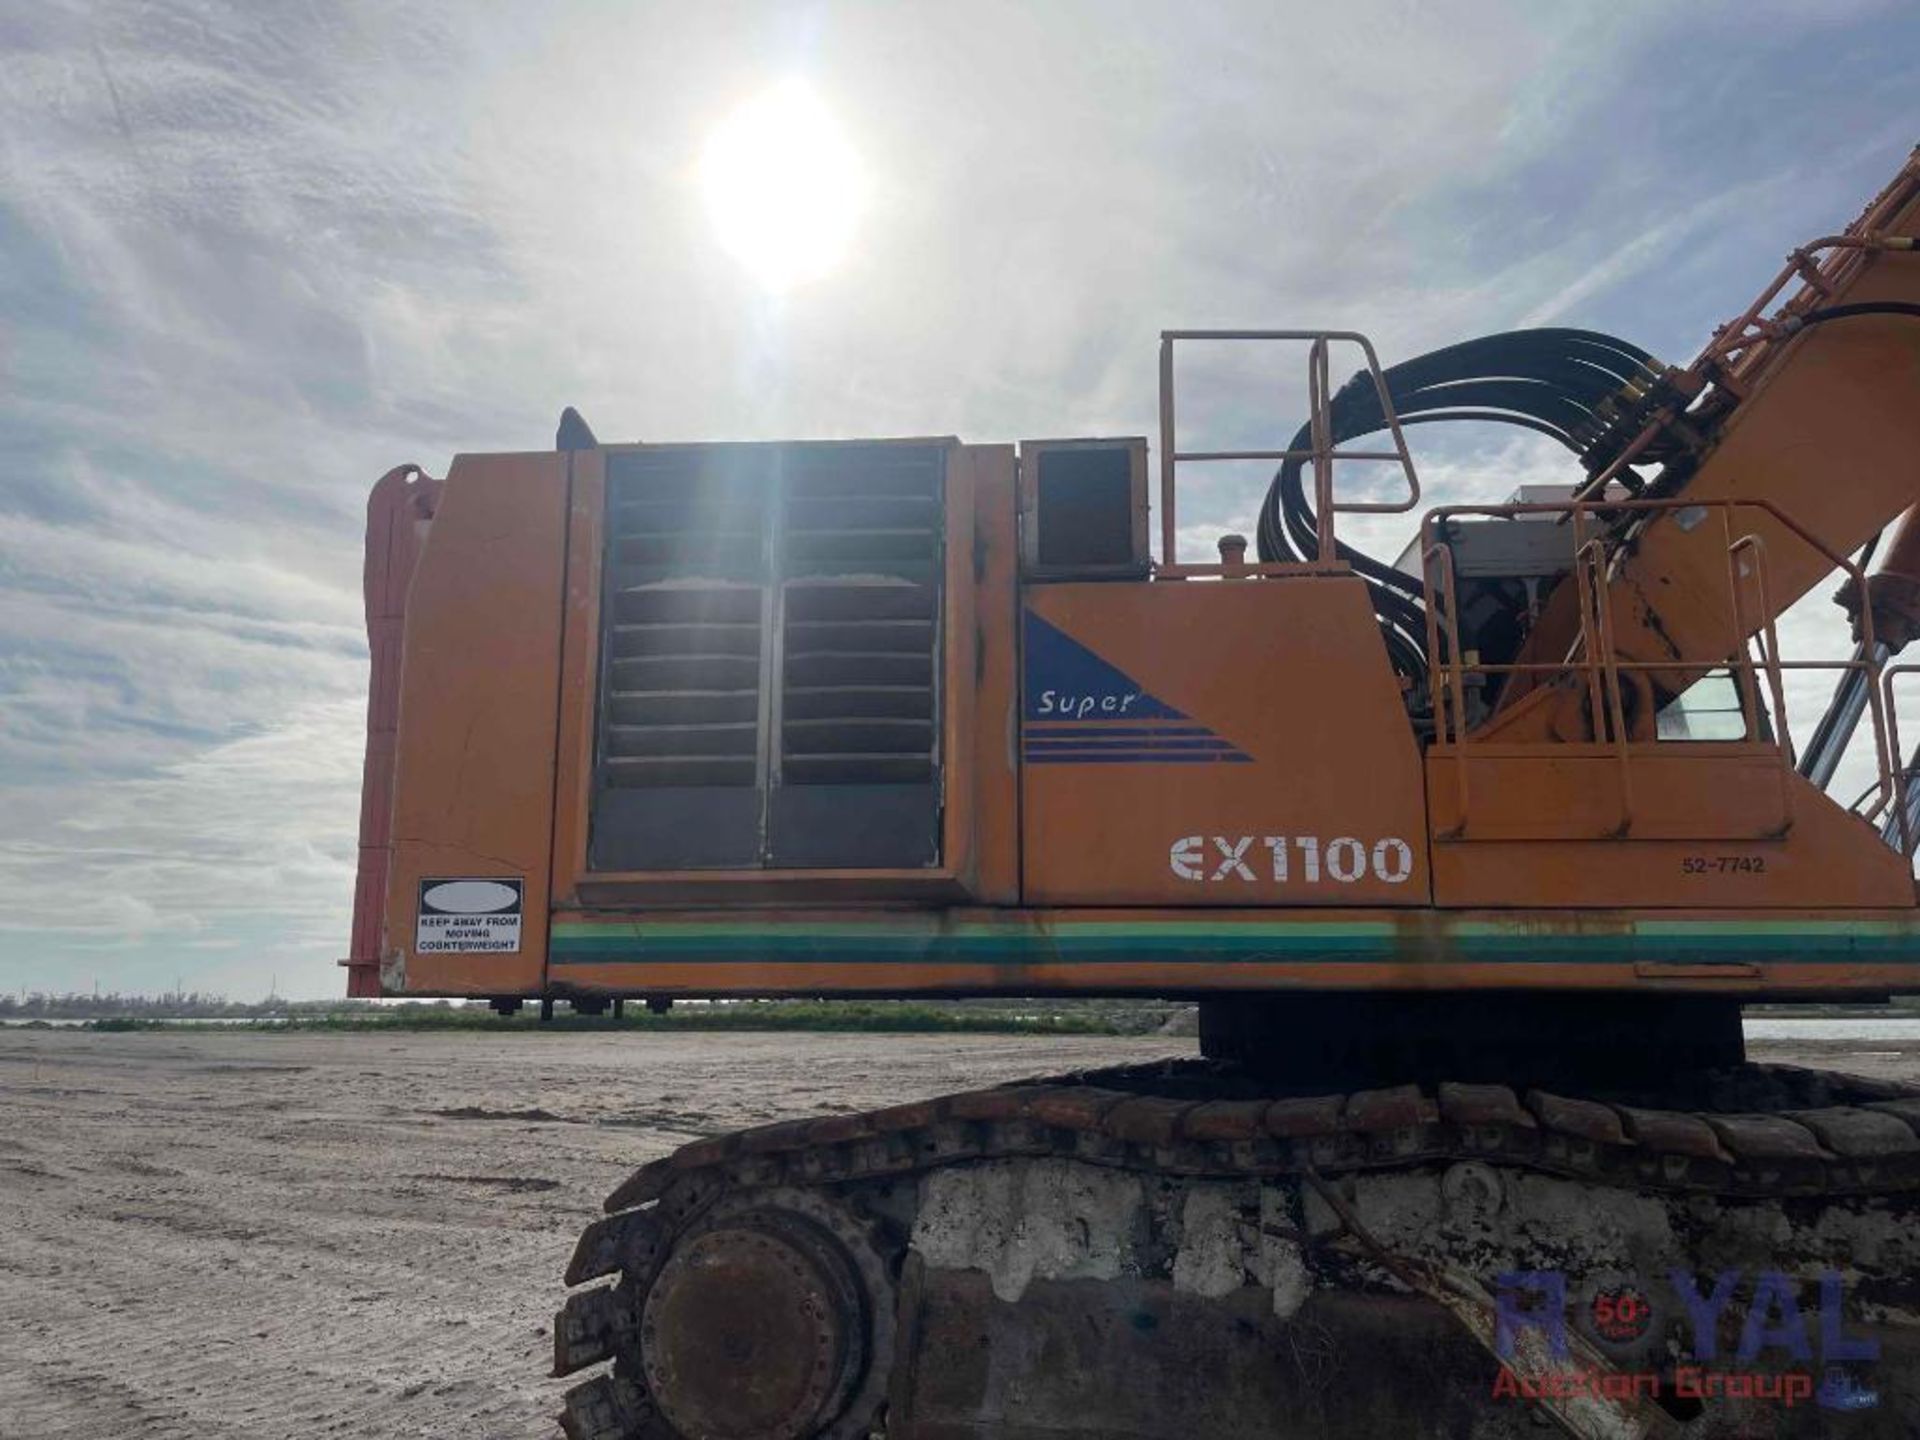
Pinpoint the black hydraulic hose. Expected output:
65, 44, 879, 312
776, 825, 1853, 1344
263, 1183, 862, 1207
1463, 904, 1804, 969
1857, 527, 1884, 574
1324, 336, 1656, 427
1256, 327, 1666, 681
1362, 328, 1659, 390
1261, 329, 1662, 560
1323, 371, 1648, 445
1329, 384, 1592, 446
1795, 301, 1920, 328
1266, 397, 1604, 584
1257, 307, 1910, 681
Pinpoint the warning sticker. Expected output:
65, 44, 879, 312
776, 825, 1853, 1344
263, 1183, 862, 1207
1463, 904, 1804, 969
416, 877, 524, 954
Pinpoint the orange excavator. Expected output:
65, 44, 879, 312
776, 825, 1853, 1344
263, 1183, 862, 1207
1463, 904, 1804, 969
348, 153, 1920, 1438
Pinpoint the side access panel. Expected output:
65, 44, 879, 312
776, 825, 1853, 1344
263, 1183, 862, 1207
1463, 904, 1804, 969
380, 451, 568, 995
1429, 754, 1916, 908
1020, 576, 1429, 905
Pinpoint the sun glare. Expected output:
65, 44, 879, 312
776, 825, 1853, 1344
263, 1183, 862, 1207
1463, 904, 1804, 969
701, 81, 866, 292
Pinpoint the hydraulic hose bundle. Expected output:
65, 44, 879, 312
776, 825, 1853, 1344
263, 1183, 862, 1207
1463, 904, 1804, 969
1255, 328, 1666, 684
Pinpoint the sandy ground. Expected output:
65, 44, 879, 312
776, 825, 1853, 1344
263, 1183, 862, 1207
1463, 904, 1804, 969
0, 1027, 1914, 1440
0, 1029, 1173, 1439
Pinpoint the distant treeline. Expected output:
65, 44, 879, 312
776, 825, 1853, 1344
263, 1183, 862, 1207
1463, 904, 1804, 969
0, 991, 384, 1019
1, 991, 1192, 1037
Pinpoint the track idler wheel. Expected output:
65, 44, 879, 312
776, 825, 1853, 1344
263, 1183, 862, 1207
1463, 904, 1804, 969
561, 1189, 896, 1440
644, 1210, 867, 1438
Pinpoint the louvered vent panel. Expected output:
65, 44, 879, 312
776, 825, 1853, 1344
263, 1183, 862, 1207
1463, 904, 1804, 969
591, 441, 946, 873
600, 451, 768, 790
780, 448, 943, 786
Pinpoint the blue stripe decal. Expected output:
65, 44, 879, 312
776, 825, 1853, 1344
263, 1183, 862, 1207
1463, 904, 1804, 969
1025, 725, 1217, 738
1025, 738, 1240, 752
1022, 608, 1253, 764
1019, 751, 1255, 764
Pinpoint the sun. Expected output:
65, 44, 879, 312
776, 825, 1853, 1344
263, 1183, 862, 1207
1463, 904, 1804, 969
701, 81, 867, 293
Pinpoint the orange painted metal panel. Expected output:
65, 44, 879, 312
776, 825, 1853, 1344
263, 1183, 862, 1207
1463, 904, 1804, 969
380, 451, 568, 995
1429, 761, 1914, 909
344, 465, 441, 997
1427, 744, 1800, 843
939, 440, 980, 887
1021, 576, 1429, 905
549, 447, 603, 910
573, 869, 974, 906
965, 444, 1021, 903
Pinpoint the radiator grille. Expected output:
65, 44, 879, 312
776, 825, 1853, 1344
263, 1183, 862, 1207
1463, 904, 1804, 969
781, 448, 941, 786
600, 451, 769, 790
591, 442, 946, 871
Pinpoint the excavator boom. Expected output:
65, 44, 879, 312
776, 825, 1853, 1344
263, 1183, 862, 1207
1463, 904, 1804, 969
1493, 154, 1920, 735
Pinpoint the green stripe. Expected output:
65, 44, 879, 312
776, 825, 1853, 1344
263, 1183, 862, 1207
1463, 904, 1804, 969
551, 917, 1918, 939
547, 915, 1920, 967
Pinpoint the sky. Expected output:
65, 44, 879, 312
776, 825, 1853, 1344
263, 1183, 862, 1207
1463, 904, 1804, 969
2, 1, 1917, 999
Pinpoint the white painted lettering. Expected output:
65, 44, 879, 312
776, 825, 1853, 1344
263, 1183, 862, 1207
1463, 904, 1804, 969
1168, 833, 1416, 886
1294, 836, 1322, 883
1326, 837, 1366, 883
1373, 837, 1414, 884
1211, 836, 1255, 882
1170, 836, 1205, 881
1262, 836, 1289, 882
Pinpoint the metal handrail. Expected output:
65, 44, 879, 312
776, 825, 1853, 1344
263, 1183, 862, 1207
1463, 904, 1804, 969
1420, 541, 1471, 835
1580, 151, 1919, 496
1707, 232, 1919, 370
1419, 494, 1895, 843
1157, 330, 1420, 571
1879, 664, 1920, 858
1575, 537, 1635, 835
1726, 532, 1797, 836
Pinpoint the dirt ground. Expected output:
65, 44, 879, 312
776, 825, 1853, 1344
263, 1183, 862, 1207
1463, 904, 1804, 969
0, 1027, 1914, 1439
0, 1029, 1173, 1439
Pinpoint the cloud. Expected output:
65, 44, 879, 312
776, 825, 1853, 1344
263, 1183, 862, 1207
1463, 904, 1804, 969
2, 1, 1915, 995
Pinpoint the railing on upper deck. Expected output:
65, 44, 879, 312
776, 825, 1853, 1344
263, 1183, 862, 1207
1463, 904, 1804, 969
1878, 665, 1920, 858
1155, 330, 1421, 577
1580, 149, 1920, 499
1150, 270, 1920, 856
1419, 495, 1908, 849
